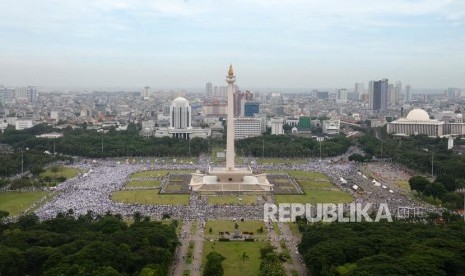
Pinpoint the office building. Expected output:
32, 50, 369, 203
271, 118, 284, 135
336, 89, 347, 103
234, 117, 262, 140
170, 97, 191, 129
369, 79, 389, 111
244, 102, 260, 117
205, 82, 212, 97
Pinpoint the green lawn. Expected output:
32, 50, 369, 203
274, 171, 353, 204
275, 190, 353, 204
395, 180, 411, 192
287, 171, 330, 180
129, 170, 170, 179
0, 191, 49, 216
258, 158, 309, 164
40, 166, 79, 179
125, 180, 161, 188
202, 241, 268, 276
205, 220, 266, 237
111, 190, 189, 205
208, 195, 258, 205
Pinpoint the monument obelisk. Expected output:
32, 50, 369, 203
189, 65, 272, 191
225, 64, 235, 170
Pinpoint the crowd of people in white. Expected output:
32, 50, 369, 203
34, 149, 434, 221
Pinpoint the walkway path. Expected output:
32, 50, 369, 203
278, 222, 308, 276
171, 220, 192, 276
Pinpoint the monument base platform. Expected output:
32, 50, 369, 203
189, 166, 273, 192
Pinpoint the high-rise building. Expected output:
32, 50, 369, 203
142, 86, 150, 99
170, 97, 191, 129
336, 88, 347, 103
388, 84, 396, 105
271, 118, 284, 135
15, 87, 27, 102
26, 86, 38, 104
205, 82, 212, 97
233, 91, 244, 117
244, 102, 260, 117
405, 85, 412, 102
234, 118, 262, 140
355, 83, 364, 101
369, 79, 389, 111
395, 81, 402, 103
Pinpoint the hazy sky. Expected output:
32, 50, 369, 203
1, 0, 464, 89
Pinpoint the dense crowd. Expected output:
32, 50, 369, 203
35, 149, 435, 221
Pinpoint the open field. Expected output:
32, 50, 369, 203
258, 158, 309, 164
207, 195, 259, 205
129, 170, 194, 179
125, 180, 161, 188
40, 166, 79, 179
202, 241, 268, 276
395, 180, 411, 192
205, 220, 266, 237
275, 190, 353, 204
0, 191, 49, 216
129, 170, 170, 179
274, 170, 353, 204
111, 190, 189, 205
287, 171, 330, 180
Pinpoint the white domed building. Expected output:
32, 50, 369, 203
387, 108, 444, 137
387, 109, 465, 137
153, 97, 211, 139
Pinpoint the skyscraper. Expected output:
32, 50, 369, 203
170, 97, 191, 129
369, 79, 389, 111
336, 88, 347, 103
354, 83, 364, 101
26, 86, 38, 104
205, 82, 212, 97
244, 102, 260, 117
405, 85, 411, 102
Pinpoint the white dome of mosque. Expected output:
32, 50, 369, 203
406, 109, 430, 121
172, 97, 189, 107
457, 114, 463, 119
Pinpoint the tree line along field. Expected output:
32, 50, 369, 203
0, 213, 178, 275
298, 219, 465, 275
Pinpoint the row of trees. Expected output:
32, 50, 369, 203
298, 220, 465, 275
259, 245, 287, 276
236, 135, 351, 158
409, 175, 464, 209
0, 211, 178, 275
359, 128, 465, 178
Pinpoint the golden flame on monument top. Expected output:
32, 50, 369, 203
228, 64, 234, 77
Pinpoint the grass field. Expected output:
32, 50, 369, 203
125, 180, 161, 188
274, 170, 353, 204
205, 220, 266, 237
207, 195, 258, 205
0, 191, 49, 216
395, 180, 411, 192
40, 166, 79, 179
275, 190, 353, 204
129, 170, 170, 179
111, 190, 189, 205
258, 158, 309, 165
202, 241, 268, 276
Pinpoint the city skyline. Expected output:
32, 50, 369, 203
1, 0, 464, 89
